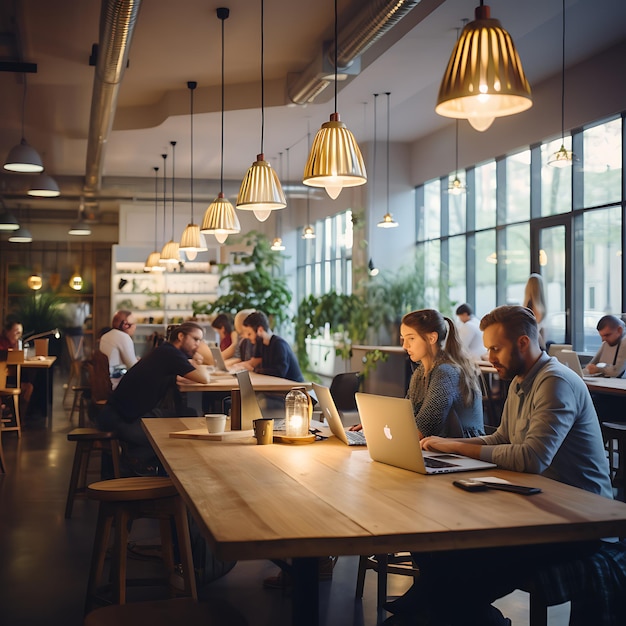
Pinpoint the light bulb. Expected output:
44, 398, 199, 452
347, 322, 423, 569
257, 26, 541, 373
253, 208, 272, 222
215, 232, 228, 244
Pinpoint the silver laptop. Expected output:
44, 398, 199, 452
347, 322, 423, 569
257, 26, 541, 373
548, 343, 572, 356
552, 349, 600, 379
210, 344, 243, 375
354, 392, 497, 475
312, 383, 366, 446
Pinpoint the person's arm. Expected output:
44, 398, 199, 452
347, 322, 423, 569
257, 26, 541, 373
583, 344, 604, 375
421, 436, 486, 459
194, 341, 215, 366
600, 337, 626, 378
181, 359, 211, 384
119, 333, 139, 369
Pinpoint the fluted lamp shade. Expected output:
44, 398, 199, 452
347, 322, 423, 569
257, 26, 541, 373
237, 155, 286, 222
179, 223, 207, 261
144, 251, 165, 272
159, 240, 180, 265
435, 4, 532, 132
303, 113, 367, 199
8, 226, 33, 242
202, 193, 241, 244
28, 173, 60, 197
270, 237, 285, 251
4, 138, 44, 173
377, 212, 398, 228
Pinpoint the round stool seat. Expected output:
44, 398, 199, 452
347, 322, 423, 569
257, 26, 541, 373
87, 477, 177, 502
68, 428, 117, 441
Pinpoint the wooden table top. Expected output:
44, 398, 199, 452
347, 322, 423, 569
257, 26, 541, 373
178, 371, 311, 393
21, 356, 57, 368
584, 376, 626, 396
143, 417, 626, 563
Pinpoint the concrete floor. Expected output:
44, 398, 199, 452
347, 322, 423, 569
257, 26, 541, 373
0, 373, 571, 626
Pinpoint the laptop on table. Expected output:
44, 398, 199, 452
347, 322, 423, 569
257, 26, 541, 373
209, 345, 245, 375
552, 349, 601, 379
354, 392, 496, 475
312, 382, 366, 446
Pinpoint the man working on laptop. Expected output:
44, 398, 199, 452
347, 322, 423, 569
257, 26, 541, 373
583, 314, 626, 378
385, 305, 624, 626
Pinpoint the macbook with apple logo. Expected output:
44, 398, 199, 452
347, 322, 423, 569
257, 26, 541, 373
354, 393, 496, 475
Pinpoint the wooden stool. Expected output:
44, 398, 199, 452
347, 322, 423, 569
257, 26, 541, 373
602, 421, 626, 501
84, 597, 247, 626
0, 430, 6, 473
69, 384, 90, 426
85, 477, 197, 611
1, 387, 22, 438
65, 428, 121, 519
355, 553, 419, 609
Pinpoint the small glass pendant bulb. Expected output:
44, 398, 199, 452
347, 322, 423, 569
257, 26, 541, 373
285, 389, 310, 437
253, 208, 272, 222
185, 250, 198, 261
215, 232, 229, 244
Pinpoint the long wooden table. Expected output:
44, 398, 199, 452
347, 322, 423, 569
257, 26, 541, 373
178, 372, 311, 429
584, 376, 626, 397
143, 417, 626, 626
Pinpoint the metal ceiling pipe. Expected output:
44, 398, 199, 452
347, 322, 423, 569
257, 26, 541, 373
83, 0, 142, 195
288, 0, 421, 105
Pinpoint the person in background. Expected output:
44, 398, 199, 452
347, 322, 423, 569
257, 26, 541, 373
99, 309, 139, 389
211, 313, 238, 360
97, 322, 211, 475
0, 316, 33, 417
583, 314, 626, 378
523, 273, 547, 349
225, 308, 260, 367
240, 311, 303, 382
455, 303, 486, 361
385, 305, 624, 626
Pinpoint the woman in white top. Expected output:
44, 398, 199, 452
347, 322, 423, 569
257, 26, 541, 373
99, 310, 139, 389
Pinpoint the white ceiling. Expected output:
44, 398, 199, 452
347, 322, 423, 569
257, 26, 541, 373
1, 0, 625, 217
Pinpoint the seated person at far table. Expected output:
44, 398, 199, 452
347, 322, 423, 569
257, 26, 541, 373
455, 303, 487, 361
99, 309, 139, 389
583, 314, 626, 378
385, 305, 623, 626
0, 316, 34, 417
240, 311, 303, 382
225, 308, 260, 368
97, 321, 211, 475
211, 313, 238, 360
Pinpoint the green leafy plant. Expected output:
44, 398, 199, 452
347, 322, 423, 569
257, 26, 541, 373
192, 231, 292, 328
11, 292, 66, 335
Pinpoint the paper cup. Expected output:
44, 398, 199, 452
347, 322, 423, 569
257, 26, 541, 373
205, 413, 227, 434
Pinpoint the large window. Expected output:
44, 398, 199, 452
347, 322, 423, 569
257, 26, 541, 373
415, 113, 625, 351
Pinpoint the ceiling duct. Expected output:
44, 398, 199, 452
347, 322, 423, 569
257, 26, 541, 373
288, 0, 422, 105
83, 0, 142, 195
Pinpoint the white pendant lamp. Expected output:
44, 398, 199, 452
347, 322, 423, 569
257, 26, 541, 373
202, 8, 241, 244
160, 143, 180, 266
179, 81, 208, 260
302, 129, 316, 239
436, 1, 532, 132
144, 166, 165, 272
303, 0, 366, 199
68, 199, 91, 236
236, 0, 286, 221
377, 92, 398, 228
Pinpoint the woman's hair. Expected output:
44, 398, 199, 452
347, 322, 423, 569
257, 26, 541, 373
111, 309, 132, 331
401, 308, 479, 406
523, 273, 546, 324
211, 313, 233, 334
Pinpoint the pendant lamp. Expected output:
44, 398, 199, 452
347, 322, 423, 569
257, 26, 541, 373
0, 203, 20, 231
28, 173, 60, 198
236, 0, 286, 221
448, 120, 467, 195
179, 82, 208, 260
303, 0, 366, 199
8, 206, 32, 242
302, 127, 316, 239
202, 8, 241, 243
68, 242, 84, 291
271, 150, 286, 251
548, 0, 577, 168
436, 1, 532, 132
68, 199, 91, 236
4, 78, 44, 173
377, 92, 398, 228
160, 142, 180, 266
144, 166, 165, 272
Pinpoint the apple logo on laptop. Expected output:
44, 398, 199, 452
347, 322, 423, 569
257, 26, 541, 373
384, 424, 393, 440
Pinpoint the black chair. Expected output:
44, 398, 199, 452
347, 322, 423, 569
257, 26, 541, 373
329, 372, 362, 425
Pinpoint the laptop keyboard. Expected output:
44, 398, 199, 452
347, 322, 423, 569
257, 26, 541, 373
345, 429, 367, 446
423, 456, 457, 469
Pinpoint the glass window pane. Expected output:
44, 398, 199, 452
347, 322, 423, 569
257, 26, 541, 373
505, 150, 530, 223
424, 240, 440, 308
420, 179, 440, 240
540, 226, 566, 346
475, 161, 496, 230
502, 224, 530, 304
541, 137, 572, 216
583, 206, 622, 352
448, 180, 467, 236
583, 118, 622, 208
448, 236, 466, 309
475, 230, 496, 316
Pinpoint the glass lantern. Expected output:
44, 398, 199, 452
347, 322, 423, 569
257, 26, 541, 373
285, 389, 310, 437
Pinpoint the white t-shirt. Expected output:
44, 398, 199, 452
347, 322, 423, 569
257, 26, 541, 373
458, 316, 485, 360
99, 328, 139, 388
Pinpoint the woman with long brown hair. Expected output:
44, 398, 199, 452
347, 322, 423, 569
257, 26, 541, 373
400, 308, 484, 438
